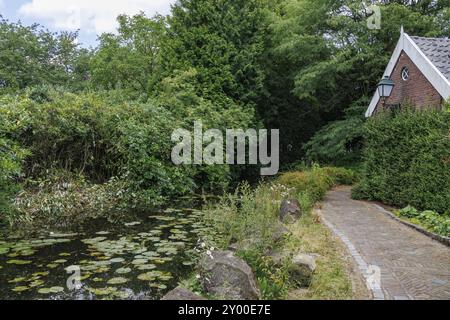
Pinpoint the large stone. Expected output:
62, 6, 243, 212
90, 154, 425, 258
161, 287, 205, 300
272, 221, 292, 243
279, 199, 302, 223
200, 250, 261, 300
267, 250, 317, 288
289, 253, 317, 287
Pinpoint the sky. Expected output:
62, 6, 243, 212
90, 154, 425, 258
0, 0, 176, 47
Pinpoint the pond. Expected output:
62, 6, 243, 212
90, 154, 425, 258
0, 205, 210, 300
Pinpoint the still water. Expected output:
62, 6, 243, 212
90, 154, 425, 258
0, 206, 210, 300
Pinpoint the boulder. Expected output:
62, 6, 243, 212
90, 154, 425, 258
279, 199, 302, 223
267, 250, 317, 288
289, 253, 317, 287
161, 287, 205, 300
272, 221, 292, 243
199, 250, 261, 300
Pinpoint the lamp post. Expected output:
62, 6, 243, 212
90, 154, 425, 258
377, 76, 395, 108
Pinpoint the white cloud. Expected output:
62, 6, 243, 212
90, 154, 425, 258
18, 0, 175, 34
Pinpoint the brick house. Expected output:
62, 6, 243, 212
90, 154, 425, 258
366, 28, 450, 117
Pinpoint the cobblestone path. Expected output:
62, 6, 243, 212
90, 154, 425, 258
320, 187, 450, 300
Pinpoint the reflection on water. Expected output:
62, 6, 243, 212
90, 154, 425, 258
0, 206, 210, 300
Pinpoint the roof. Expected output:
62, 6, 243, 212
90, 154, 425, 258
411, 36, 450, 81
366, 29, 450, 117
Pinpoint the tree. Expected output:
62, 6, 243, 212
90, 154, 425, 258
162, 0, 270, 107
261, 0, 449, 165
0, 17, 87, 93
90, 13, 167, 95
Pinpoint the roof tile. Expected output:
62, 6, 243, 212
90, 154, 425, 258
410, 36, 450, 81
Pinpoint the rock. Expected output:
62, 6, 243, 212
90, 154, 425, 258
161, 287, 205, 300
267, 251, 317, 288
267, 249, 292, 265
289, 253, 317, 287
200, 250, 261, 300
272, 221, 292, 243
279, 199, 302, 223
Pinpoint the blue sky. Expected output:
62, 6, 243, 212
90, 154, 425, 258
0, 0, 175, 48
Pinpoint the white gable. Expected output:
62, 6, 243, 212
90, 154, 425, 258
366, 29, 450, 117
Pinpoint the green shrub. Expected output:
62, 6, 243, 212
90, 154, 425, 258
304, 100, 367, 166
354, 108, 450, 213
396, 206, 450, 237
278, 166, 359, 203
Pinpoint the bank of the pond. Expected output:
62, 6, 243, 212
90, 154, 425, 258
181, 167, 368, 300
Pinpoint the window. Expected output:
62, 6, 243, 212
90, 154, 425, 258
401, 67, 409, 81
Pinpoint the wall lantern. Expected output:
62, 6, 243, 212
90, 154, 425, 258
377, 76, 395, 105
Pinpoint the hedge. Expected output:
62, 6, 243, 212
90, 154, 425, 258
353, 108, 450, 214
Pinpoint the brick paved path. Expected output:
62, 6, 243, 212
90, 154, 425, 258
320, 187, 450, 300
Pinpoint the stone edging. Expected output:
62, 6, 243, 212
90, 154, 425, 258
372, 204, 450, 248
316, 209, 385, 301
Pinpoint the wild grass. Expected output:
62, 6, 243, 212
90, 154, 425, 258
200, 166, 361, 300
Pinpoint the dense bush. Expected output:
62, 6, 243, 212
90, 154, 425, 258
304, 101, 367, 166
0, 85, 256, 226
353, 108, 450, 214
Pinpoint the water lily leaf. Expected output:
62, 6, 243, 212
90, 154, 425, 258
88, 287, 117, 296
7, 259, 31, 265
137, 273, 156, 281
50, 233, 78, 238
54, 259, 67, 264
107, 277, 128, 285
12, 286, 29, 292
136, 264, 157, 271
8, 277, 26, 283
38, 287, 64, 294
93, 278, 104, 282
32, 271, 50, 277
109, 258, 125, 264
115, 267, 132, 274
59, 253, 71, 257
96, 231, 110, 235
131, 259, 147, 265
124, 221, 141, 227
47, 263, 59, 269
29, 279, 45, 287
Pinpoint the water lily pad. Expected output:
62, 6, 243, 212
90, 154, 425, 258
136, 264, 157, 271
107, 277, 128, 285
8, 277, 26, 283
32, 271, 50, 277
12, 286, 29, 292
59, 253, 71, 257
54, 259, 67, 264
131, 259, 147, 265
7, 259, 31, 265
47, 263, 59, 269
88, 287, 117, 296
29, 280, 45, 287
115, 267, 132, 274
109, 258, 125, 264
38, 287, 64, 294
124, 221, 141, 227
96, 231, 110, 235
137, 273, 157, 281
50, 232, 78, 238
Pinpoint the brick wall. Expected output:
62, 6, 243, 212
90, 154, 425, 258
375, 50, 443, 113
